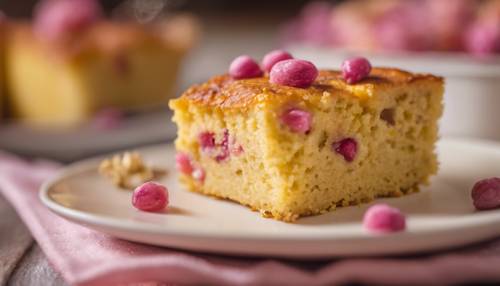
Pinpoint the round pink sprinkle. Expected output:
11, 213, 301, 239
132, 182, 169, 212
363, 204, 406, 233
229, 55, 263, 80
341, 57, 372, 84
175, 152, 193, 175
192, 167, 206, 183
280, 108, 312, 134
34, 0, 102, 41
270, 59, 318, 88
262, 50, 293, 72
332, 138, 357, 162
471, 177, 500, 210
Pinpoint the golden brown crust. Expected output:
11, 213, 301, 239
176, 68, 443, 109
8, 15, 198, 60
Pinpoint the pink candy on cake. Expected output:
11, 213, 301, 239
332, 138, 357, 162
229, 51, 318, 89
270, 59, 318, 88
229, 55, 263, 79
341, 57, 372, 84
132, 182, 169, 212
198, 132, 216, 152
92, 108, 124, 130
464, 22, 500, 56
471, 177, 500, 210
262, 50, 293, 72
363, 204, 406, 233
197, 130, 234, 162
176, 153, 206, 183
175, 153, 194, 175
214, 130, 230, 162
285, 0, 497, 54
34, 0, 102, 41
280, 108, 312, 134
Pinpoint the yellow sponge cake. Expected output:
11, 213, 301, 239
5, 0, 197, 126
7, 17, 196, 126
169, 67, 444, 222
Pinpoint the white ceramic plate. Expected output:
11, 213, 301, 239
40, 138, 500, 258
0, 110, 176, 161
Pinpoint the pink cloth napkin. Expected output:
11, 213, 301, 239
1, 151, 500, 286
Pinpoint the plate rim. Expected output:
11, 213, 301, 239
40, 137, 500, 243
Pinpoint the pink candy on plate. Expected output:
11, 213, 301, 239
229, 55, 263, 79
363, 204, 406, 233
34, 0, 102, 41
471, 177, 500, 210
270, 59, 318, 88
280, 108, 312, 134
262, 50, 294, 72
341, 57, 372, 84
132, 182, 169, 212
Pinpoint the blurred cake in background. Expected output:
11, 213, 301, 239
283, 0, 500, 56
6, 0, 198, 126
0, 12, 6, 119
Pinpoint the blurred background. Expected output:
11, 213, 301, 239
0, 0, 499, 161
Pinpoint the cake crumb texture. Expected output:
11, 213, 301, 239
170, 68, 444, 222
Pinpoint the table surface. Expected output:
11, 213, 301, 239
0, 194, 67, 286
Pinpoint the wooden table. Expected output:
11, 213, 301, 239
0, 194, 67, 285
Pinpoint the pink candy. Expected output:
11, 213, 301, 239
92, 108, 124, 130
215, 130, 230, 162
175, 152, 206, 183
332, 138, 357, 162
262, 50, 294, 72
471, 177, 500, 210
363, 204, 406, 233
34, 0, 102, 41
296, 2, 336, 46
229, 55, 263, 79
198, 129, 241, 162
464, 22, 500, 56
374, 2, 433, 52
270, 59, 318, 88
132, 182, 169, 212
175, 152, 194, 175
341, 57, 372, 84
198, 132, 216, 152
280, 108, 312, 134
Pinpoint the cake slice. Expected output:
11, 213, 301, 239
169, 67, 443, 222
5, 0, 197, 126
